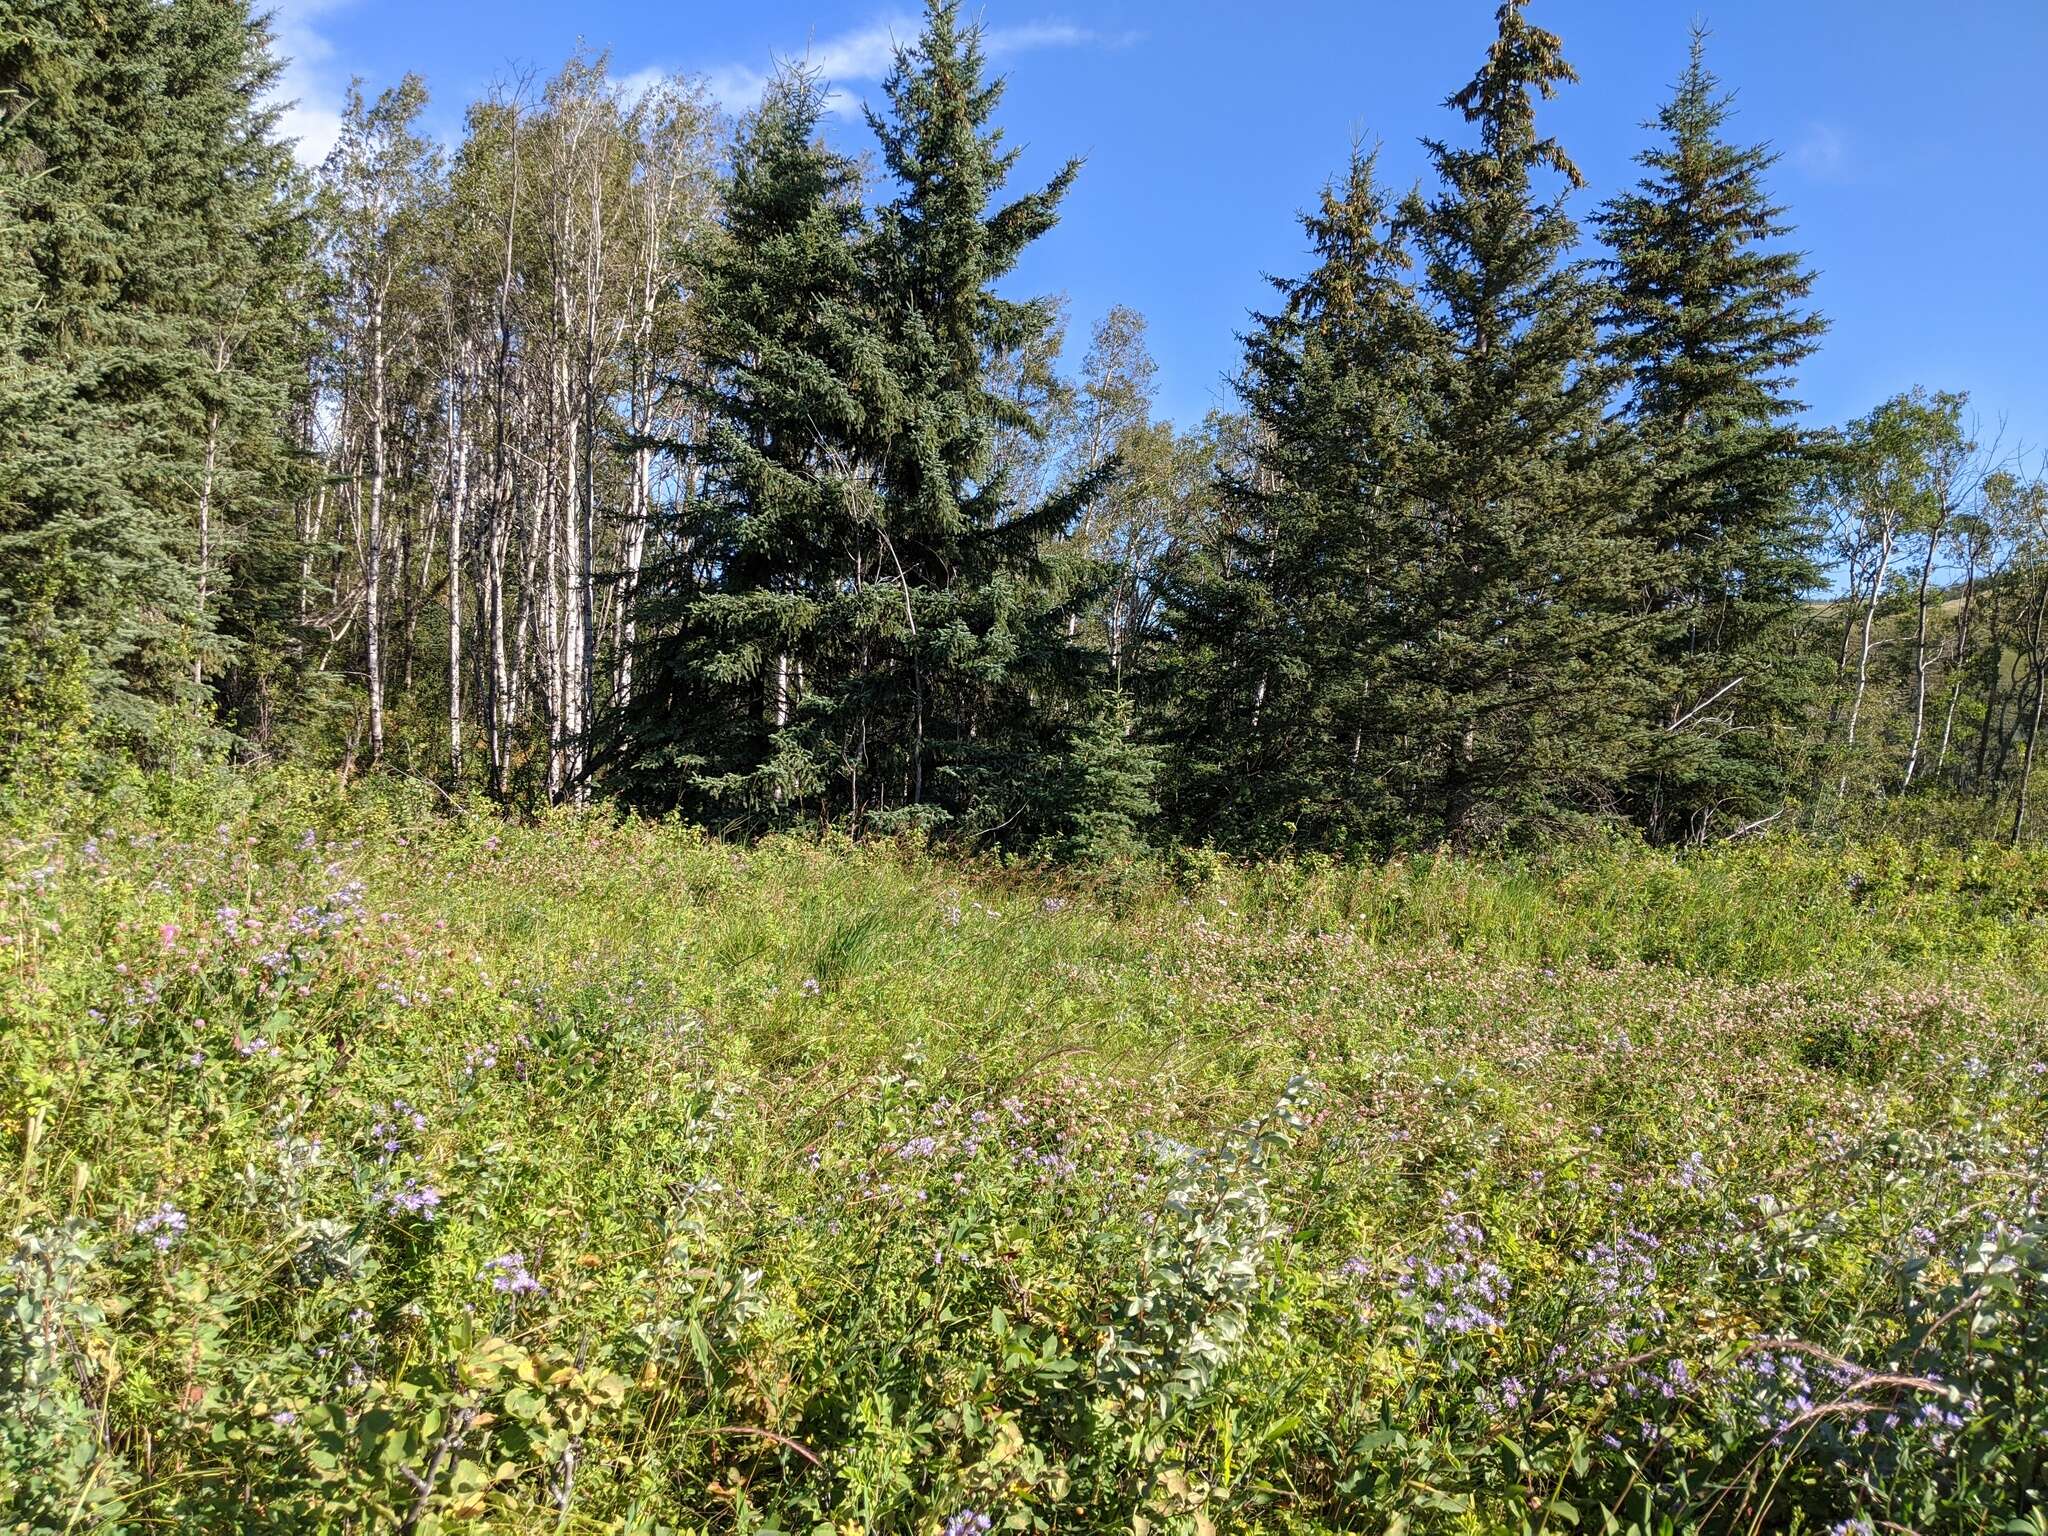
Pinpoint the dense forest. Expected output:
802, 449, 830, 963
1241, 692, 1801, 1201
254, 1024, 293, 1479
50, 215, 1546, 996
5, 0, 2043, 854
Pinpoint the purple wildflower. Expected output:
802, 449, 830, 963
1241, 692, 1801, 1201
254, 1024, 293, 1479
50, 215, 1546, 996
387, 1180, 442, 1219
135, 1202, 188, 1251
481, 1252, 544, 1295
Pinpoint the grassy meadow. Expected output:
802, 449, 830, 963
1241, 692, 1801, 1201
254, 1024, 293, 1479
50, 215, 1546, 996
6, 773, 2048, 1533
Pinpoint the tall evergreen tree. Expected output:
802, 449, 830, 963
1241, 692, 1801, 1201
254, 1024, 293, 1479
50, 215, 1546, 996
1597, 28, 1829, 839
1161, 148, 1437, 851
1399, 0, 1658, 845
628, 3, 1109, 842
0, 0, 307, 762
858, 0, 1102, 836
621, 67, 875, 820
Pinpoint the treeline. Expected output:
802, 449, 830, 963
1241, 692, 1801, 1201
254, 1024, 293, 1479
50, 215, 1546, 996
4, 0, 2045, 853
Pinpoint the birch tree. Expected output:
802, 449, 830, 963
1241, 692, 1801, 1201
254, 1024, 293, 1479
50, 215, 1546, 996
321, 77, 439, 769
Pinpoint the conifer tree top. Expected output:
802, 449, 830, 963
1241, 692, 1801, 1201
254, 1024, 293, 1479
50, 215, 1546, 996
1446, 0, 1584, 188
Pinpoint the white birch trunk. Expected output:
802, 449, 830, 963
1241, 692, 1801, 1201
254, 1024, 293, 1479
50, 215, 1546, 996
1839, 515, 1894, 796
447, 368, 470, 780
366, 292, 388, 765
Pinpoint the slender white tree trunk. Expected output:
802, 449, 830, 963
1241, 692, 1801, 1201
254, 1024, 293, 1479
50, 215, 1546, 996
193, 409, 220, 688
1840, 516, 1894, 796
575, 163, 605, 804
366, 293, 389, 765
447, 369, 470, 780
1901, 512, 1949, 789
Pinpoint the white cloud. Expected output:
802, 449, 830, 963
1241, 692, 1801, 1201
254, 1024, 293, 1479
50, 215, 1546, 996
612, 63, 679, 105
648, 12, 1133, 117
985, 21, 1140, 57
266, 6, 1134, 163
265, 0, 356, 166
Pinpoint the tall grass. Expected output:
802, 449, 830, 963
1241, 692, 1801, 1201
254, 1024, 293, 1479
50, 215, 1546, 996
5, 768, 2046, 1533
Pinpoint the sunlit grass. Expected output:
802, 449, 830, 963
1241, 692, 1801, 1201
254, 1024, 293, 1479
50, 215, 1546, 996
5, 770, 2046, 1533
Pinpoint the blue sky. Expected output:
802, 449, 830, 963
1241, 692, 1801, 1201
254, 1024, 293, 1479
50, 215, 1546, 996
272, 0, 2048, 450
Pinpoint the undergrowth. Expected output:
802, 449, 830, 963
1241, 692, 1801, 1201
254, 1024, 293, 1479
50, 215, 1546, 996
4, 769, 2046, 1533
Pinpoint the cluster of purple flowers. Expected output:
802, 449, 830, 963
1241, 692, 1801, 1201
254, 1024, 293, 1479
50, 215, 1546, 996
1621, 1357, 1694, 1404
1908, 1396, 1969, 1449
1017, 1145, 1079, 1180
369, 1100, 427, 1158
1744, 1347, 1825, 1434
135, 1202, 188, 1251
1477, 1375, 1528, 1415
941, 1512, 992, 1536
1738, 1347, 1975, 1451
481, 1252, 544, 1295
387, 1180, 442, 1219
1397, 1210, 1510, 1337
1576, 1227, 1667, 1363
1674, 1150, 1714, 1194
284, 880, 367, 939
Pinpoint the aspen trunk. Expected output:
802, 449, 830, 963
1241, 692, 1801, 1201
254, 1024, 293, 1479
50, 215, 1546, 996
488, 105, 521, 796
575, 162, 604, 805
192, 409, 221, 688
447, 373, 470, 780
1839, 517, 1894, 797
366, 294, 388, 765
1901, 512, 1948, 789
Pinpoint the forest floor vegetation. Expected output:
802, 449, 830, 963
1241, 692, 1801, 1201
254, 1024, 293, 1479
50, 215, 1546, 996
6, 770, 2047, 1533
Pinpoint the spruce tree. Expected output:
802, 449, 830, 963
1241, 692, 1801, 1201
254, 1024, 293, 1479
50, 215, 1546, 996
621, 68, 876, 819
1399, 0, 1658, 845
188, 13, 319, 755
1161, 148, 1437, 851
0, 0, 307, 762
1597, 28, 1829, 839
858, 0, 1099, 836
624, 8, 1102, 842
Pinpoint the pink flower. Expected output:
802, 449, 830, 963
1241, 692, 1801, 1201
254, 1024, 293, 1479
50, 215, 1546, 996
160, 923, 179, 948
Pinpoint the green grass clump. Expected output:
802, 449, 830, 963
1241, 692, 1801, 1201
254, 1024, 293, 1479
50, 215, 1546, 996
5, 771, 2047, 1533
